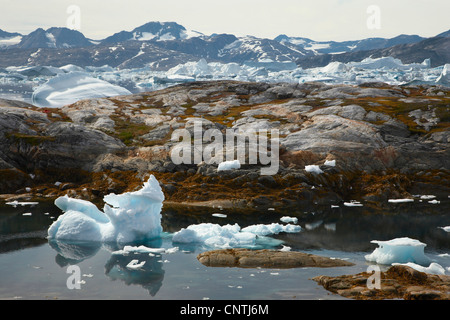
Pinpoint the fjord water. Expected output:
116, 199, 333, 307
0, 200, 449, 300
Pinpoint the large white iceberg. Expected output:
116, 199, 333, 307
32, 71, 131, 107
365, 237, 431, 265
47, 175, 164, 244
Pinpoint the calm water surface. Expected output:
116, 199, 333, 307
0, 199, 449, 300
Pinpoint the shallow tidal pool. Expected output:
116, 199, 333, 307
0, 199, 449, 300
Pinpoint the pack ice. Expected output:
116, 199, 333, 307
47, 175, 164, 244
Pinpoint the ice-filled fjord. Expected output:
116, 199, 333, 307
3, 55, 448, 108
47, 175, 164, 244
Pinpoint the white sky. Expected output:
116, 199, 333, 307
0, 0, 449, 41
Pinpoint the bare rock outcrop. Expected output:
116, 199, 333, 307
197, 248, 354, 268
313, 265, 450, 300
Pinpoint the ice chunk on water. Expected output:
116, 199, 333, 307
217, 160, 241, 171
280, 216, 298, 224
126, 259, 146, 270
172, 222, 301, 249
47, 175, 164, 244
388, 199, 414, 203
365, 237, 431, 265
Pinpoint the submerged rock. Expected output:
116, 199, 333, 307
197, 248, 354, 268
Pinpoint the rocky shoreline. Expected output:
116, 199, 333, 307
0, 80, 448, 208
314, 264, 450, 300
0, 80, 449, 300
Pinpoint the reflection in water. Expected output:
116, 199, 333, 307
49, 240, 102, 266
47, 236, 167, 296
0, 199, 449, 298
105, 252, 165, 296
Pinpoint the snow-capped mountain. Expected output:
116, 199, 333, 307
100, 21, 204, 44
15, 27, 94, 49
0, 22, 448, 70
296, 33, 450, 68
275, 34, 426, 55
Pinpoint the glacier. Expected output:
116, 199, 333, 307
47, 175, 164, 244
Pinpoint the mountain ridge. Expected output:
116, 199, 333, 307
0, 22, 449, 69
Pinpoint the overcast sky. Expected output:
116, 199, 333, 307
1, 0, 449, 41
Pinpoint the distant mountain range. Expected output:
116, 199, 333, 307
0, 21, 448, 69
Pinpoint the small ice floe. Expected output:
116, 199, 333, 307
365, 237, 431, 266
439, 226, 450, 233
331, 205, 339, 208
217, 160, 240, 171
344, 201, 363, 207
393, 262, 446, 275
22, 212, 32, 216
388, 199, 414, 203
420, 195, 436, 200
280, 216, 298, 224
126, 259, 146, 270
279, 245, 291, 252
304, 165, 323, 174
324, 160, 336, 167
113, 245, 173, 255
6, 201, 39, 207
428, 199, 440, 204
267, 208, 275, 211
212, 213, 227, 218
165, 247, 179, 254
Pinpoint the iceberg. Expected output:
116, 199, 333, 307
47, 175, 164, 244
172, 222, 301, 249
388, 199, 414, 203
365, 237, 431, 266
436, 64, 450, 85
32, 71, 131, 107
393, 262, 446, 275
